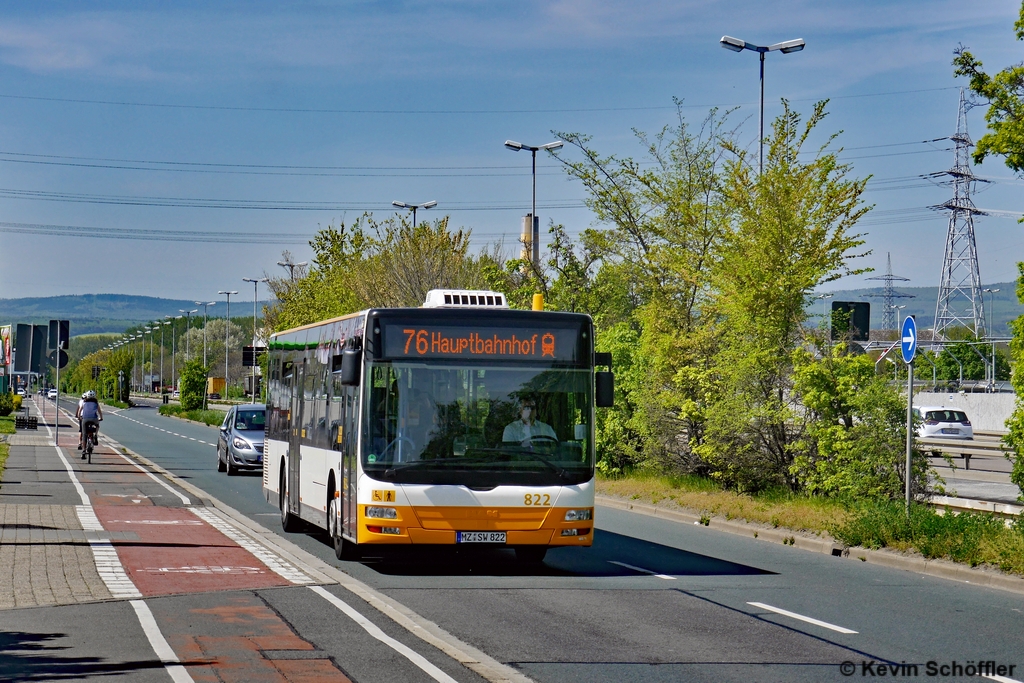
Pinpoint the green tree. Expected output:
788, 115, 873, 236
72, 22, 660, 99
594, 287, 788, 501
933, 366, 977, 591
178, 358, 207, 411
1002, 264, 1024, 500
554, 106, 732, 471
953, 2, 1024, 174
695, 100, 871, 491
790, 343, 930, 499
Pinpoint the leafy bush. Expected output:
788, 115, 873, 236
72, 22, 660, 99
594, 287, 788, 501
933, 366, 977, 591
178, 358, 207, 411
158, 404, 225, 427
12, 394, 22, 411
0, 392, 13, 417
832, 500, 1015, 570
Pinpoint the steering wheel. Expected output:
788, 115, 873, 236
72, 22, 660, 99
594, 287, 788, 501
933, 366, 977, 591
528, 434, 559, 446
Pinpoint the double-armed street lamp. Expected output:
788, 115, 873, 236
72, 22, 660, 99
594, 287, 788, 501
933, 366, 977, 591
504, 139, 563, 268
167, 315, 182, 389
719, 35, 805, 175
160, 320, 171, 394
242, 277, 269, 399
391, 200, 437, 228
276, 258, 308, 281
219, 290, 238, 400
179, 309, 198, 360
195, 301, 216, 369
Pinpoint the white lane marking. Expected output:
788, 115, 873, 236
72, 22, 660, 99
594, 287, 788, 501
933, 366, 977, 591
75, 505, 105, 531
311, 586, 459, 683
189, 508, 314, 585
984, 674, 1024, 683
140, 565, 263, 574
41, 412, 90, 505
112, 412, 214, 446
608, 560, 676, 580
90, 540, 142, 599
106, 444, 192, 506
130, 600, 195, 683
747, 602, 858, 634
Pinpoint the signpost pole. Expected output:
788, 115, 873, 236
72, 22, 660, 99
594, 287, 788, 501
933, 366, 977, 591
905, 359, 913, 512
900, 314, 917, 514
54, 346, 59, 447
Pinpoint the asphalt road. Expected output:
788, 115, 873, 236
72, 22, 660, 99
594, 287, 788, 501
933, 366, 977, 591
41, 398, 1017, 683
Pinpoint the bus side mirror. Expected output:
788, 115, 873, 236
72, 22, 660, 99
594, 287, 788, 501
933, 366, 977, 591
336, 348, 362, 386
595, 372, 614, 407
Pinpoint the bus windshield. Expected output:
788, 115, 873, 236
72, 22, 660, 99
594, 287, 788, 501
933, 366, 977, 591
363, 362, 593, 486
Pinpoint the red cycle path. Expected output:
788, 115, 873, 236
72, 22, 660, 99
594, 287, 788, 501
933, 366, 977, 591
94, 506, 291, 596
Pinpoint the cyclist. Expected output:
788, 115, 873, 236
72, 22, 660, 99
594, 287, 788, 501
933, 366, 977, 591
76, 390, 102, 455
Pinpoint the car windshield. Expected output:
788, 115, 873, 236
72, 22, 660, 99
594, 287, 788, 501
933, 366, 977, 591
363, 362, 593, 486
925, 410, 968, 423
235, 410, 266, 431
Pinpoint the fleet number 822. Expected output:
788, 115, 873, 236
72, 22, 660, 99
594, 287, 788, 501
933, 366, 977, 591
524, 493, 551, 506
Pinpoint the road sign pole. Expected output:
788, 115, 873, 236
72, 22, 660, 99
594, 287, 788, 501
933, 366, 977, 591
54, 348, 59, 447
905, 359, 913, 512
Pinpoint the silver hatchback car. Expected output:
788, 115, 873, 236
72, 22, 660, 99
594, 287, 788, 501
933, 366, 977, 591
217, 404, 266, 475
914, 406, 974, 440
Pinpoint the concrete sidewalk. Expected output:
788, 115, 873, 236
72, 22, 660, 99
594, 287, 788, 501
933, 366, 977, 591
0, 401, 115, 610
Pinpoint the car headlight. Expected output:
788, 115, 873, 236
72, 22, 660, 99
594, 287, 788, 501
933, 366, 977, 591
564, 509, 592, 521
366, 506, 398, 519
232, 437, 250, 450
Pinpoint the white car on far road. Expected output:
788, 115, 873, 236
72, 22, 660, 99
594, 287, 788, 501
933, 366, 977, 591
914, 406, 974, 440
47, 388, 58, 400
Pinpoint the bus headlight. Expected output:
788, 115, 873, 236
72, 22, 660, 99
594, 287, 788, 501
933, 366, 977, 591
366, 506, 398, 519
564, 509, 592, 521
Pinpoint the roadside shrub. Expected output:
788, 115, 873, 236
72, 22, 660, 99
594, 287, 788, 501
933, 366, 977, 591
12, 394, 22, 411
832, 500, 1011, 568
0, 392, 13, 417
178, 358, 207, 411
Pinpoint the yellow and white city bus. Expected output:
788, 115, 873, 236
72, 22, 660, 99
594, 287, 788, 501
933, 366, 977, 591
262, 289, 614, 562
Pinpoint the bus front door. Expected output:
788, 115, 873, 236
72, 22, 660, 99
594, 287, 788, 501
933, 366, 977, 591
287, 361, 305, 518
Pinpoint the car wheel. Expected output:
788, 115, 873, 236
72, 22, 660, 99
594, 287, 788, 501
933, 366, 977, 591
217, 446, 226, 472
226, 453, 236, 476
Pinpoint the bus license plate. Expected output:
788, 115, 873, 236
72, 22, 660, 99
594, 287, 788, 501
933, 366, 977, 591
457, 531, 506, 544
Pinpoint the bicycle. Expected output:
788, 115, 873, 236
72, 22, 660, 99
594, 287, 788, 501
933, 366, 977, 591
83, 421, 99, 464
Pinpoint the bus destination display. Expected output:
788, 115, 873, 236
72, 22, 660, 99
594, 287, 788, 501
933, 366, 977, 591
384, 324, 579, 361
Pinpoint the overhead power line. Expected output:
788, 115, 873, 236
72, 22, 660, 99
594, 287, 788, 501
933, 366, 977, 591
0, 86, 960, 116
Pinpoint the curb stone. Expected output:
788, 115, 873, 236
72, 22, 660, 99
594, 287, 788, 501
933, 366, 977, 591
596, 494, 1024, 596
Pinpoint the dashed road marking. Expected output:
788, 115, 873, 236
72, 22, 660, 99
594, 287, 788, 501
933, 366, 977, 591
608, 560, 676, 580
111, 411, 215, 446
747, 602, 858, 634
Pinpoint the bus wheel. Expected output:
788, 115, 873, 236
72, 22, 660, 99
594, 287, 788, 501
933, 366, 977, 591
280, 471, 301, 532
515, 547, 548, 565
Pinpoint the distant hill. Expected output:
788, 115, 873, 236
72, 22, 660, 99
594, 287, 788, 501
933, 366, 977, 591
0, 294, 272, 336
813, 281, 1021, 335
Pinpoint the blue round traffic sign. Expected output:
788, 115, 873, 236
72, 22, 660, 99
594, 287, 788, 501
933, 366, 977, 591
900, 316, 917, 364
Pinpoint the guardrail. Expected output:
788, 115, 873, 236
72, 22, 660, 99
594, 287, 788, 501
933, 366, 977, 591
929, 495, 1021, 521
919, 434, 1010, 470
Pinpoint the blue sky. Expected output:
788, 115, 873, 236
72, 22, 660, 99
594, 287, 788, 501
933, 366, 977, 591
0, 0, 1022, 301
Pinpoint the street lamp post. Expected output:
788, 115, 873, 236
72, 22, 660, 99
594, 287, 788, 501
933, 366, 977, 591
242, 277, 268, 400
195, 301, 216, 410
391, 200, 437, 228
276, 259, 308, 281
179, 309, 198, 360
167, 315, 182, 390
219, 290, 238, 400
504, 140, 563, 268
160, 320, 170, 395
720, 35, 805, 176
983, 288, 1000, 387
144, 327, 154, 393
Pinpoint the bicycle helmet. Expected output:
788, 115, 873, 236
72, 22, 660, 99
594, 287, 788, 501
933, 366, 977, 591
84, 390, 96, 399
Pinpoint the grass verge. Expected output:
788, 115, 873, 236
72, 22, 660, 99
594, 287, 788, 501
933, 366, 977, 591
158, 404, 226, 427
101, 399, 130, 409
598, 471, 1024, 577
597, 472, 849, 534
0, 441, 8, 482
0, 415, 14, 435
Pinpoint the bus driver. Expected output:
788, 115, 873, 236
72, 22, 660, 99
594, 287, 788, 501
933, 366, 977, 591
502, 395, 556, 445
